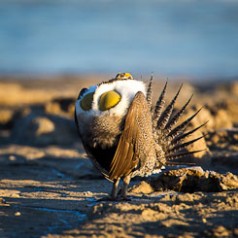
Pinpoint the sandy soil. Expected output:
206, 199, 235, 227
0, 75, 238, 238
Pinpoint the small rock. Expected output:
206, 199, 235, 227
9, 155, 16, 161
45, 97, 75, 117
0, 109, 14, 126
0, 198, 6, 204
11, 112, 78, 146
234, 228, 238, 236
129, 181, 154, 194
212, 226, 230, 237
150, 168, 238, 193
32, 117, 55, 136
213, 109, 233, 130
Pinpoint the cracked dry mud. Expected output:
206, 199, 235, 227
0, 77, 238, 238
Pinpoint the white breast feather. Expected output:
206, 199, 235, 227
92, 80, 146, 116
75, 80, 146, 118
75, 85, 97, 117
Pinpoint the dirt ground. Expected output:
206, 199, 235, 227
0, 75, 238, 238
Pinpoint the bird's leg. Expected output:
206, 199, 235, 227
121, 175, 131, 199
111, 178, 120, 200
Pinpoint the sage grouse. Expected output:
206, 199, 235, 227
75, 73, 205, 199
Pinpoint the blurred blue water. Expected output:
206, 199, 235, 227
0, 0, 238, 78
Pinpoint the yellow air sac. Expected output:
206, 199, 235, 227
80, 92, 94, 111
99, 90, 121, 111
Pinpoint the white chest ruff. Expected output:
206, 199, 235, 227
75, 80, 147, 119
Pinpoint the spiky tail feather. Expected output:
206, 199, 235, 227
148, 79, 207, 165
146, 76, 153, 110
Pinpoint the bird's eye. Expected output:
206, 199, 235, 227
80, 92, 94, 111
99, 90, 121, 111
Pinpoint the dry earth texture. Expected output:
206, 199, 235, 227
0, 75, 238, 238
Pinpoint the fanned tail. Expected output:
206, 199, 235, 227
166, 107, 203, 139
156, 84, 183, 130
171, 121, 208, 145
151, 81, 207, 165
153, 80, 168, 123
168, 133, 207, 152
166, 149, 207, 161
146, 76, 153, 110
164, 94, 193, 132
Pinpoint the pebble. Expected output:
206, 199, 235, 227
0, 198, 6, 204
9, 155, 16, 161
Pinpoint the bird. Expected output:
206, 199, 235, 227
74, 73, 206, 200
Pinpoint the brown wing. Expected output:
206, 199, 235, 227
109, 91, 153, 180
